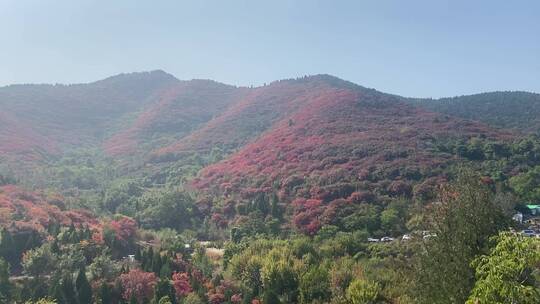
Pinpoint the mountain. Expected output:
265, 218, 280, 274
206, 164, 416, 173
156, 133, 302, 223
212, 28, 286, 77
0, 70, 178, 161
178, 76, 516, 233
104, 80, 249, 156
1, 71, 539, 303
155, 76, 363, 157
411, 91, 540, 134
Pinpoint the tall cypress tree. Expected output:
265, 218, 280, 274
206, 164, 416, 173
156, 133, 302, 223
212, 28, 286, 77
159, 259, 172, 278
0, 229, 16, 264
0, 258, 12, 303
76, 267, 92, 304
61, 274, 77, 304
152, 251, 162, 275
50, 278, 65, 304
99, 281, 112, 304
153, 278, 177, 304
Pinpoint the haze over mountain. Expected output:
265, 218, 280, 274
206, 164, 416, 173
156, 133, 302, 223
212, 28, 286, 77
1, 70, 536, 165
1, 71, 540, 303
411, 91, 540, 134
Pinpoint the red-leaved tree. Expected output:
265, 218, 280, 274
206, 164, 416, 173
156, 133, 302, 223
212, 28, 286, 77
119, 269, 157, 302
172, 272, 192, 298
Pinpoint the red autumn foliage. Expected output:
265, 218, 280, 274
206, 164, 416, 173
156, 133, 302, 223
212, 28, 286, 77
119, 269, 157, 302
231, 294, 242, 303
211, 213, 228, 228
107, 216, 137, 246
105, 80, 249, 156
182, 76, 510, 234
172, 272, 192, 297
387, 180, 413, 197
0, 185, 100, 233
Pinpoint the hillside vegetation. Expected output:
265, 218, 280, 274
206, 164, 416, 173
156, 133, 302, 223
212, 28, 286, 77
412, 91, 540, 134
0, 72, 539, 303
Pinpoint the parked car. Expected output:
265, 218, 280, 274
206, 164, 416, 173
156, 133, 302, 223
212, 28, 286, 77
402, 234, 411, 241
380, 236, 394, 242
521, 229, 536, 237
367, 238, 380, 242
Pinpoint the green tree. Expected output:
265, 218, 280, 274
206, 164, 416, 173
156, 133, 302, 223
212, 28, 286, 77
0, 228, 16, 265
263, 290, 281, 304
411, 169, 508, 304
89, 252, 120, 281
0, 258, 12, 302
466, 232, 540, 304
25, 298, 58, 304
76, 268, 92, 304
153, 279, 176, 304
137, 190, 196, 231
183, 293, 204, 304
158, 296, 173, 304
60, 275, 77, 304
261, 248, 300, 303
22, 243, 58, 277
509, 165, 540, 201
298, 266, 331, 304
346, 279, 381, 304
99, 282, 112, 304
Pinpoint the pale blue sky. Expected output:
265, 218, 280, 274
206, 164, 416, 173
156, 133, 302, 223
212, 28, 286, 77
0, 0, 538, 97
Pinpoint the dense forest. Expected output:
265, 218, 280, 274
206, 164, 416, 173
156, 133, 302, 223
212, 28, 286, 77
411, 91, 540, 134
0, 72, 539, 303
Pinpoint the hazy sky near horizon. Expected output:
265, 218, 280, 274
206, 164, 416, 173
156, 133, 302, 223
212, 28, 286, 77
1, 0, 539, 97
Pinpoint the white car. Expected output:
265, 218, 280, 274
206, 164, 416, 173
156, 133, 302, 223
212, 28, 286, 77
380, 236, 394, 242
521, 229, 536, 237
402, 234, 411, 241
367, 238, 380, 242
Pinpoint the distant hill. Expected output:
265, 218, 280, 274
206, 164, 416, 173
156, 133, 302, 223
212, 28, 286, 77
410, 91, 540, 134
0, 70, 178, 160
104, 80, 249, 156
1, 71, 539, 240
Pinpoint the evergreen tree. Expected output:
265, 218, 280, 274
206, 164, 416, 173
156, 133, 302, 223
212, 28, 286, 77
153, 279, 177, 304
159, 260, 172, 278
158, 296, 173, 304
50, 280, 66, 304
0, 228, 16, 264
61, 275, 77, 304
152, 251, 162, 275
135, 247, 142, 262
0, 258, 12, 303
144, 247, 154, 272
263, 290, 281, 304
99, 282, 112, 304
76, 267, 92, 304
412, 169, 509, 304
270, 194, 281, 219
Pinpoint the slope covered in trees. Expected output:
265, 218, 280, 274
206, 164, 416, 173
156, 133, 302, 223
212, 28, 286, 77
155, 75, 359, 158
412, 91, 540, 134
0, 70, 178, 161
190, 76, 514, 235
104, 80, 249, 156
1, 72, 540, 303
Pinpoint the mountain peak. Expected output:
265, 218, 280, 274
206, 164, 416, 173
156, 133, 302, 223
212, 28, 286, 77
94, 70, 179, 85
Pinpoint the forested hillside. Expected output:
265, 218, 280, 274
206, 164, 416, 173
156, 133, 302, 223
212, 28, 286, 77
412, 91, 540, 134
0, 73, 539, 304
0, 70, 178, 161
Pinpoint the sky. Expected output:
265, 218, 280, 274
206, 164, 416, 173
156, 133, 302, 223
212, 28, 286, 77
0, 0, 539, 98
